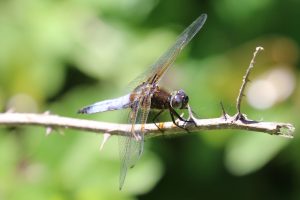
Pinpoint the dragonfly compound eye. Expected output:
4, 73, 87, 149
170, 90, 189, 109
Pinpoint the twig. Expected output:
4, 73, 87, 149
0, 47, 295, 141
0, 112, 294, 138
236, 46, 264, 119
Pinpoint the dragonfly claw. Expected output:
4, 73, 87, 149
133, 133, 142, 141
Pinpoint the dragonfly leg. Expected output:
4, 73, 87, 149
169, 108, 191, 132
152, 110, 165, 132
135, 134, 142, 141
131, 127, 142, 141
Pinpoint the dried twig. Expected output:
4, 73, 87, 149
236, 46, 264, 120
0, 47, 295, 141
0, 112, 294, 138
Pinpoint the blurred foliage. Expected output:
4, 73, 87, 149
0, 0, 299, 199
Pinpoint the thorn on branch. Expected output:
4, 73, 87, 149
220, 101, 229, 120
5, 108, 15, 113
45, 125, 65, 136
43, 110, 51, 115
99, 133, 111, 151
46, 127, 53, 136
187, 104, 196, 121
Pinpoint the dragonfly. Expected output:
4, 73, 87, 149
78, 13, 207, 190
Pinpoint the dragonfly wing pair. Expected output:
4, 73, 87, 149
118, 83, 153, 189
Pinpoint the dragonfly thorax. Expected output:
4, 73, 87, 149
170, 89, 189, 109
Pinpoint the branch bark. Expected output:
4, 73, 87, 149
0, 112, 295, 138
0, 47, 295, 139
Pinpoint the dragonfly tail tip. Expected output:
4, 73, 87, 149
77, 108, 87, 114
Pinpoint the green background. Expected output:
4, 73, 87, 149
0, 0, 299, 199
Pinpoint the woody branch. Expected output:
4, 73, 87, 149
0, 112, 294, 138
0, 47, 295, 139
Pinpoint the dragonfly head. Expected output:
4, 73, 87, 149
170, 89, 189, 109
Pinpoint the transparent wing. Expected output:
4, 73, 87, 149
118, 88, 152, 190
118, 14, 207, 190
118, 134, 143, 190
118, 95, 141, 190
143, 14, 207, 84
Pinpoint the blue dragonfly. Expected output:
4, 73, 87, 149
78, 13, 207, 190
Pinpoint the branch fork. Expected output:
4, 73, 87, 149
0, 47, 295, 150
